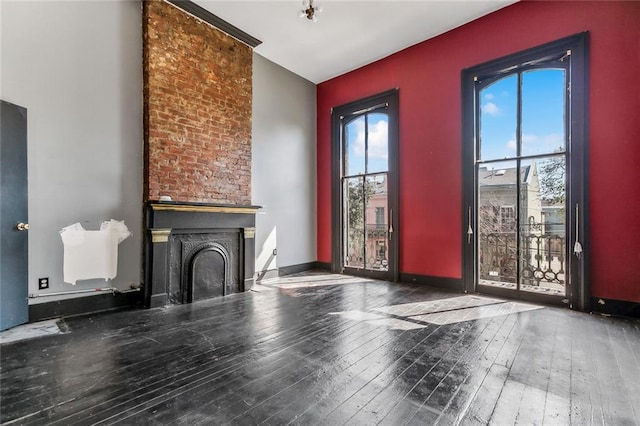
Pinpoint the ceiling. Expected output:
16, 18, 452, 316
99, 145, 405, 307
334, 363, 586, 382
193, 0, 518, 84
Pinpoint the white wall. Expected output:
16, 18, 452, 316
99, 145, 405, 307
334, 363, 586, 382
252, 53, 317, 275
1, 1, 143, 302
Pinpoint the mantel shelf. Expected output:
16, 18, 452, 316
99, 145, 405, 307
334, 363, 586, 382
150, 202, 261, 215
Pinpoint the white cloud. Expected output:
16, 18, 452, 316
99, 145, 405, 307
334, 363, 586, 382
484, 93, 495, 100
482, 102, 500, 117
352, 119, 388, 160
368, 120, 389, 159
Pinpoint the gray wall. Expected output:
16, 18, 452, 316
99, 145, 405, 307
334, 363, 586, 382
252, 54, 317, 276
1, 1, 143, 302
0, 1, 316, 306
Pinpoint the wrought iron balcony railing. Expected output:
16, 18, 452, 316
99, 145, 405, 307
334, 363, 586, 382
479, 228, 566, 287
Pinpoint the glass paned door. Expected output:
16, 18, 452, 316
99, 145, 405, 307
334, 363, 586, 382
463, 34, 589, 310
476, 67, 568, 300
332, 89, 399, 282
343, 112, 390, 272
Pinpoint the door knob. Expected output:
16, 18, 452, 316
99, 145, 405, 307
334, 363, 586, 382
16, 222, 30, 231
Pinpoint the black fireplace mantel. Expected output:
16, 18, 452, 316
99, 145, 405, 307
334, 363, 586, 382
144, 202, 260, 308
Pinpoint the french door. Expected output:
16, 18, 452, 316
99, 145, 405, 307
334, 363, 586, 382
331, 89, 399, 281
462, 34, 589, 309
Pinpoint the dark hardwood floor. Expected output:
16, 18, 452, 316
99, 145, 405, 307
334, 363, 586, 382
1, 272, 639, 425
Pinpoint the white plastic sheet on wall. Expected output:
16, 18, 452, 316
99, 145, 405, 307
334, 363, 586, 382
60, 220, 131, 285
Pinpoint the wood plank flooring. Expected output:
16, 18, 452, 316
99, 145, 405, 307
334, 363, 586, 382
1, 272, 639, 425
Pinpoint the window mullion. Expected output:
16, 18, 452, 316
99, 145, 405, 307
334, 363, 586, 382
515, 72, 523, 291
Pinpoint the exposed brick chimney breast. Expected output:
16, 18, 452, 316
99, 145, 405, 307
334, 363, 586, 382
143, 0, 252, 204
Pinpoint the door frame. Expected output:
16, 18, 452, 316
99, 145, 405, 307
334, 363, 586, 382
331, 88, 400, 282
461, 33, 590, 310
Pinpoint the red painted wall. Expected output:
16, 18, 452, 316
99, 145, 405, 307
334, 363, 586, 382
317, 1, 640, 302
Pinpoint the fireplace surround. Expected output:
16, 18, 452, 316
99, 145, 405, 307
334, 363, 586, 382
142, 1, 262, 309
144, 202, 259, 308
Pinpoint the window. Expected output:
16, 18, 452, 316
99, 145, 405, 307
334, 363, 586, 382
375, 207, 385, 227
500, 206, 516, 232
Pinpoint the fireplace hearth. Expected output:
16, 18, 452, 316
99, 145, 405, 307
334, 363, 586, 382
144, 202, 259, 308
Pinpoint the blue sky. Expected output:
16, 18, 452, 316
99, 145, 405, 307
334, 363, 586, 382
345, 112, 388, 176
342, 70, 565, 176
480, 68, 566, 163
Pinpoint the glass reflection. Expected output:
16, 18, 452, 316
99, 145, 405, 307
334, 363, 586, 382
477, 160, 518, 289
344, 177, 365, 269
520, 156, 566, 295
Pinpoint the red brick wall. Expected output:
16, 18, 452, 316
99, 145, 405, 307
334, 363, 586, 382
143, 0, 252, 204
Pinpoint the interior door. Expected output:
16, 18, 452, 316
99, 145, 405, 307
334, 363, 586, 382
332, 89, 399, 282
1, 100, 29, 331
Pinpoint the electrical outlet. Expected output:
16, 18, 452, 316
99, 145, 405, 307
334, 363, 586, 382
38, 277, 49, 290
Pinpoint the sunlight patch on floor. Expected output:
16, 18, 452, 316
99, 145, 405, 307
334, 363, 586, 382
411, 300, 544, 325
260, 273, 376, 289
373, 295, 505, 317
329, 295, 544, 329
328, 310, 426, 330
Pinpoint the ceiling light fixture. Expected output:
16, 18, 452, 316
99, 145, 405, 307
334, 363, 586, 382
299, 0, 322, 23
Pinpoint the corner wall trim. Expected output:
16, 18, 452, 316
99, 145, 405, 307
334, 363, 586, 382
165, 0, 262, 48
